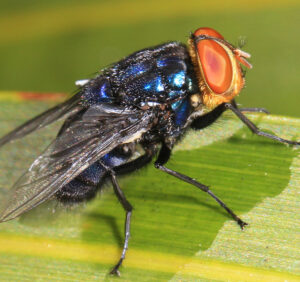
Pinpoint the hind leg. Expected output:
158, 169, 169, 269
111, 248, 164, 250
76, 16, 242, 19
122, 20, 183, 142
107, 148, 155, 275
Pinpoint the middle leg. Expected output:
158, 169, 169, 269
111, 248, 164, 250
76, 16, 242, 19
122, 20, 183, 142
154, 144, 247, 229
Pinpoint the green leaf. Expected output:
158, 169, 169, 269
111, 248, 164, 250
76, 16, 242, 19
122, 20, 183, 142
0, 99, 299, 281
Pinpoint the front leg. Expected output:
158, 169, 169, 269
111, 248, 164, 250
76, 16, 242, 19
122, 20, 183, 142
190, 100, 268, 131
190, 103, 226, 130
154, 144, 247, 229
225, 103, 300, 145
231, 99, 269, 114
239, 107, 269, 114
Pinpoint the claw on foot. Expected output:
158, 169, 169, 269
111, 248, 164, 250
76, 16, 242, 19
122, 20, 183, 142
109, 258, 123, 276
238, 219, 248, 230
110, 268, 121, 276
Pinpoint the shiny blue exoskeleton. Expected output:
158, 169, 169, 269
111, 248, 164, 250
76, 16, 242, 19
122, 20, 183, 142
56, 42, 199, 202
2, 28, 297, 276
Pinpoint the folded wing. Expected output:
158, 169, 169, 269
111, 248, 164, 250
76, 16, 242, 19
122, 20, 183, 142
0, 104, 153, 222
0, 93, 83, 147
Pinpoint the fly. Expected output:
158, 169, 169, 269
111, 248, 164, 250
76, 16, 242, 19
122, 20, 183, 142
0, 27, 299, 276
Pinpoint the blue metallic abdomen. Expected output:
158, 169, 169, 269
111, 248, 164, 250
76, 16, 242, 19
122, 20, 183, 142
56, 147, 131, 202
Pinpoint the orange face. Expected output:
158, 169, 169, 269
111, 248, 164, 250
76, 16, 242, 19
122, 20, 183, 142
188, 27, 252, 109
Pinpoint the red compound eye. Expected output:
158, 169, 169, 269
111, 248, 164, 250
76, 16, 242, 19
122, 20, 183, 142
194, 27, 233, 94
194, 27, 224, 40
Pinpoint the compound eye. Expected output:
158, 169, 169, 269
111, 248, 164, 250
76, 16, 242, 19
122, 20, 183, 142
191, 27, 249, 108
194, 27, 224, 39
197, 39, 233, 94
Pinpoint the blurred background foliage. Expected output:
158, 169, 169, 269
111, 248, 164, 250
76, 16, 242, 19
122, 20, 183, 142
0, 2, 299, 280
0, 0, 299, 116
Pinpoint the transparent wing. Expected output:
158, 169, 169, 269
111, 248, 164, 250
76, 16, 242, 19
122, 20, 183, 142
0, 93, 83, 147
0, 104, 153, 222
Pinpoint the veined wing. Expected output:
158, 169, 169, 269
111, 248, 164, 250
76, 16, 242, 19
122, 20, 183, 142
0, 93, 83, 147
0, 104, 153, 222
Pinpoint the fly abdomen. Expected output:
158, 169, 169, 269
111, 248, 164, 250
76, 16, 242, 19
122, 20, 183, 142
55, 177, 98, 203
56, 147, 132, 203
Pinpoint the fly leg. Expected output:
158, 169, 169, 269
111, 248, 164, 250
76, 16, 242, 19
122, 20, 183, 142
239, 107, 269, 114
105, 149, 155, 276
225, 103, 300, 145
231, 99, 269, 114
109, 171, 132, 276
114, 147, 155, 175
190, 100, 269, 130
191, 103, 226, 130
154, 144, 247, 229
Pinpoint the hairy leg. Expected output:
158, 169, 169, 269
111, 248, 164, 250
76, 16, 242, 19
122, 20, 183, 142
225, 103, 299, 145
154, 144, 247, 229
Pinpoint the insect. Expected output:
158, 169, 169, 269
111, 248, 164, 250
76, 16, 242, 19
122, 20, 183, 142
0, 27, 299, 275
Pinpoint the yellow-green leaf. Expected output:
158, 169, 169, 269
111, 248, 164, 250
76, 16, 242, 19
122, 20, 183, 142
0, 96, 299, 281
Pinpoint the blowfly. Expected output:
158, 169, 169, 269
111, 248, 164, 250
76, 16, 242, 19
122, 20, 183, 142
0, 27, 299, 275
